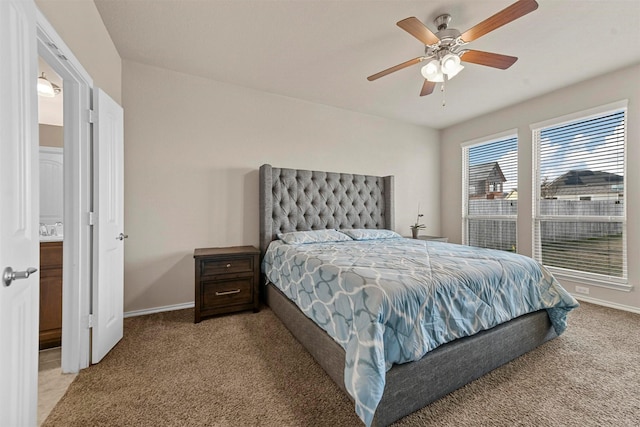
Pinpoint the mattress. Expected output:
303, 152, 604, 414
262, 236, 578, 426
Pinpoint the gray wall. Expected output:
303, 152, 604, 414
39, 124, 63, 147
122, 60, 440, 313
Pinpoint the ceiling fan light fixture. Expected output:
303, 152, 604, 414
441, 53, 464, 78
421, 59, 444, 82
37, 72, 61, 97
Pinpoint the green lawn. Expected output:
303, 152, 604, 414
541, 234, 623, 277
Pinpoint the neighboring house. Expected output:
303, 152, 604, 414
544, 169, 624, 201
468, 162, 506, 199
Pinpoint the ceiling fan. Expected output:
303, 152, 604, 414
367, 0, 539, 97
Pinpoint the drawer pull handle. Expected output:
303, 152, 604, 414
226, 264, 231, 268
215, 289, 241, 296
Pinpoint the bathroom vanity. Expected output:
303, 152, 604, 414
40, 239, 63, 349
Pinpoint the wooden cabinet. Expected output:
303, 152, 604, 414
193, 246, 260, 323
40, 241, 63, 349
416, 235, 448, 243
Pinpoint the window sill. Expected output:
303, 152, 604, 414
547, 267, 632, 292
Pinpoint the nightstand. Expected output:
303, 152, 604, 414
193, 246, 260, 323
413, 235, 449, 242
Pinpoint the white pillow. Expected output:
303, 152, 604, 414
277, 229, 353, 244
339, 229, 402, 241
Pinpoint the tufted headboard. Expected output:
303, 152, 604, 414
259, 164, 394, 256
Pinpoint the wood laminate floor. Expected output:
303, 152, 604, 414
38, 347, 76, 426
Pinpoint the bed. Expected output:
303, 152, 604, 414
258, 164, 578, 426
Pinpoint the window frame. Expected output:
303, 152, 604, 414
461, 129, 518, 250
530, 100, 629, 291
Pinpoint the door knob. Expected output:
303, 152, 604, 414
3, 267, 38, 287
116, 233, 129, 241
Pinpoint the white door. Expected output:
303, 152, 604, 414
0, 0, 40, 424
91, 88, 125, 363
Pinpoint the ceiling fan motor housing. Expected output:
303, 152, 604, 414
434, 29, 463, 46
428, 15, 465, 55
425, 28, 464, 59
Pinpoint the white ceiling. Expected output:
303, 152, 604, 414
94, 0, 640, 130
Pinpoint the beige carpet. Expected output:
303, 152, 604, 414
43, 302, 640, 426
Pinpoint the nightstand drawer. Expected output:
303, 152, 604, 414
200, 257, 253, 276
200, 276, 254, 309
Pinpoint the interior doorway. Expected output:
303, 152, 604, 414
36, 54, 78, 426
37, 8, 125, 375
37, 12, 94, 374
37, 56, 64, 352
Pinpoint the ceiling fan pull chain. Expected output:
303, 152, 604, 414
441, 76, 447, 107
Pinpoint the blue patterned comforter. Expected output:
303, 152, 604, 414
262, 238, 578, 426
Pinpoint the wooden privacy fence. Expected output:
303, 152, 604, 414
468, 199, 624, 250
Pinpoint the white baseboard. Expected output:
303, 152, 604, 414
573, 295, 640, 314
124, 301, 195, 318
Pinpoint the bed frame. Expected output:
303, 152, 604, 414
258, 164, 557, 426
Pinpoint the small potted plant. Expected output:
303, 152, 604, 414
410, 207, 425, 239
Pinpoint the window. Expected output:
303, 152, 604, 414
532, 102, 627, 288
462, 131, 518, 251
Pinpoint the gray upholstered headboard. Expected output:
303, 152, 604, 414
259, 164, 394, 256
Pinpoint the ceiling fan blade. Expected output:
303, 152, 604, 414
460, 0, 538, 42
397, 17, 440, 46
420, 80, 436, 97
460, 50, 518, 69
367, 57, 423, 81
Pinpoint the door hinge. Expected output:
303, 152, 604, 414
88, 211, 95, 226
87, 314, 94, 329
88, 109, 95, 124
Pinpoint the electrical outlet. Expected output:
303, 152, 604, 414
575, 285, 590, 295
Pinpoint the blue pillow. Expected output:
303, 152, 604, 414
339, 229, 402, 241
277, 229, 353, 244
